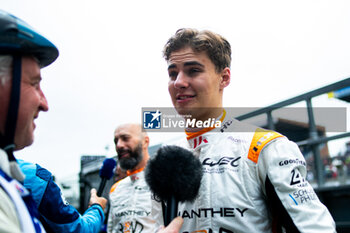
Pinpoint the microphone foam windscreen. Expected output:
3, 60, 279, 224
99, 158, 117, 179
145, 145, 202, 203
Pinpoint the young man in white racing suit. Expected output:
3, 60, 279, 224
107, 124, 157, 233
151, 28, 336, 233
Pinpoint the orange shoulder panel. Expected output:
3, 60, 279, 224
248, 128, 283, 163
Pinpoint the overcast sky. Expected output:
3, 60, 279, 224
1, 0, 350, 179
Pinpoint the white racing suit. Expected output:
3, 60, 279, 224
152, 118, 336, 233
108, 169, 157, 233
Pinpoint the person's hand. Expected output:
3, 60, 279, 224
88, 188, 107, 210
157, 217, 183, 233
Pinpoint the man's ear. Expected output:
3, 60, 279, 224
143, 135, 150, 149
219, 67, 231, 90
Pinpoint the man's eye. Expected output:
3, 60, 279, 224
121, 135, 130, 141
32, 82, 40, 89
188, 68, 201, 76
168, 71, 178, 79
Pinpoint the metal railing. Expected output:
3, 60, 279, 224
236, 77, 350, 187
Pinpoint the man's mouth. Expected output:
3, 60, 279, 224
176, 95, 196, 102
32, 117, 37, 129
118, 151, 130, 158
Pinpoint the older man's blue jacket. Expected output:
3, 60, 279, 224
17, 159, 105, 233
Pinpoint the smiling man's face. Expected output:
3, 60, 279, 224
167, 47, 229, 121
0, 56, 49, 150
114, 124, 143, 170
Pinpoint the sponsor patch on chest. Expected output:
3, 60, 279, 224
202, 156, 241, 174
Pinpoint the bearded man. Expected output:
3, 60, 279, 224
107, 123, 157, 233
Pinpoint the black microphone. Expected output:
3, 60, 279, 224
97, 158, 117, 196
145, 145, 203, 226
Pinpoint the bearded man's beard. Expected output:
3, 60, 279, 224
118, 143, 143, 170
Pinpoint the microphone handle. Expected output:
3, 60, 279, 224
165, 196, 178, 226
97, 178, 107, 196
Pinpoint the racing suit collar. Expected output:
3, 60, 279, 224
185, 109, 226, 140
126, 166, 145, 181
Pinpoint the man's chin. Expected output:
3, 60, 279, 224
14, 139, 34, 151
119, 159, 138, 170
175, 107, 193, 117
14, 128, 35, 150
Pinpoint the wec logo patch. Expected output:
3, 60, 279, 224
202, 157, 240, 167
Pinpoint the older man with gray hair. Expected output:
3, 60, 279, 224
0, 10, 107, 233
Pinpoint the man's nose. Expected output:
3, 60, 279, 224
39, 89, 49, 112
116, 140, 126, 150
174, 71, 189, 89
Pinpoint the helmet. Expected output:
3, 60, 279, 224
0, 10, 59, 67
0, 10, 59, 159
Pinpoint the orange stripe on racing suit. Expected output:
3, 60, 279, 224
109, 166, 145, 193
186, 109, 226, 140
248, 128, 283, 164
248, 129, 285, 233
110, 179, 124, 193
